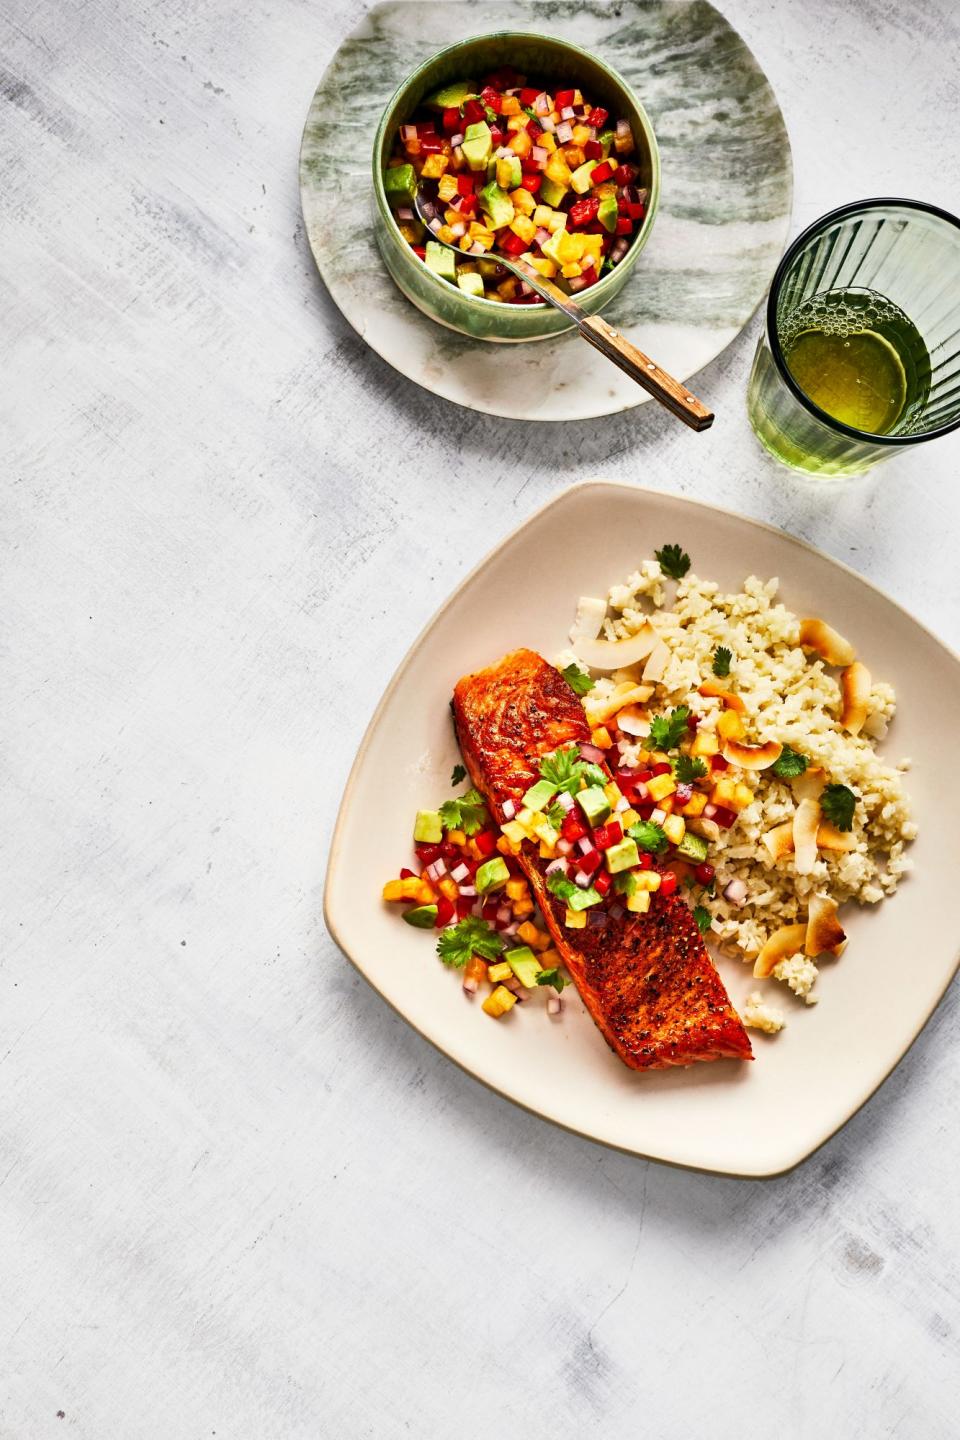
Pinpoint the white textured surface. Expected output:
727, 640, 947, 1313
3, 0, 959, 1435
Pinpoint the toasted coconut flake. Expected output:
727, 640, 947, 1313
570, 596, 607, 644
642, 639, 671, 684
840, 661, 871, 735
792, 766, 826, 802
799, 618, 856, 667
698, 679, 746, 712
793, 798, 821, 875
723, 738, 783, 771
585, 683, 654, 726
806, 893, 847, 956
688, 817, 721, 843
615, 703, 651, 736
575, 623, 657, 671
754, 923, 808, 978
818, 821, 858, 852
762, 820, 795, 862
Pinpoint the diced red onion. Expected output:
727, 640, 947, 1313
535, 227, 551, 246
587, 909, 609, 928
586, 125, 597, 141
496, 905, 512, 923
450, 222, 466, 237
560, 105, 575, 120
633, 782, 649, 801
650, 807, 666, 825
615, 796, 629, 813
450, 132, 464, 147
450, 862, 469, 883
501, 798, 516, 820
453, 145, 464, 164
577, 837, 595, 855
675, 783, 693, 804
400, 125, 417, 141
534, 92, 551, 115
556, 838, 573, 856
396, 206, 414, 221
540, 115, 556, 132
704, 803, 717, 818
424, 859, 446, 882
556, 121, 573, 143
724, 878, 748, 906
556, 790, 575, 812
419, 199, 437, 220
579, 742, 606, 764
616, 118, 632, 138
609, 902, 625, 921
546, 993, 562, 1017
470, 241, 486, 255
463, 974, 480, 995
531, 145, 548, 164
609, 238, 629, 263
458, 884, 477, 897
427, 218, 442, 234
519, 282, 534, 296
502, 922, 519, 936
495, 145, 514, 159
574, 870, 591, 888
545, 857, 569, 876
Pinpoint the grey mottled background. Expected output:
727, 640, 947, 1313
2, 0, 959, 1436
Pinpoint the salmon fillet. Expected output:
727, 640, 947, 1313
453, 649, 752, 1070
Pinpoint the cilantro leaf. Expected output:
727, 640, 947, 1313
579, 762, 608, 788
536, 967, 567, 993
539, 743, 583, 795
546, 871, 578, 902
439, 788, 488, 836
820, 783, 856, 832
627, 820, 668, 854
649, 706, 690, 752
522, 105, 538, 120
655, 543, 691, 580
712, 646, 732, 678
561, 662, 594, 697
673, 753, 707, 784
545, 800, 568, 830
692, 905, 712, 935
484, 105, 498, 125
772, 745, 809, 779
436, 917, 504, 968
450, 763, 466, 786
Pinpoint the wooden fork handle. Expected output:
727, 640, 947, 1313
579, 314, 714, 431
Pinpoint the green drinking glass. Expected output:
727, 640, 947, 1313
747, 198, 960, 477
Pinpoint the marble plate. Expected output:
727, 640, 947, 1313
324, 482, 960, 1177
300, 0, 793, 421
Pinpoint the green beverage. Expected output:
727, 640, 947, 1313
746, 201, 960, 478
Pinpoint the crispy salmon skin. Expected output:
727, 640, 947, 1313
453, 649, 752, 1070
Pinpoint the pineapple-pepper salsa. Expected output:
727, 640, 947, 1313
383, 65, 646, 303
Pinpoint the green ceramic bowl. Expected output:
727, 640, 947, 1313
372, 32, 660, 343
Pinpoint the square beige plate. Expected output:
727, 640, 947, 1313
325, 482, 960, 1177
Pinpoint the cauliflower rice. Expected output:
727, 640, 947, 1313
556, 555, 916, 1011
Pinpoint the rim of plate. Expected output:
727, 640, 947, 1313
324, 480, 960, 1177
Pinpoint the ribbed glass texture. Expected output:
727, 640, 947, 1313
747, 200, 960, 476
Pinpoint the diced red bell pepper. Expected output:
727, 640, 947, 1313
651, 762, 672, 776
441, 840, 462, 860
615, 217, 634, 236
686, 713, 700, 732
589, 160, 615, 185
399, 867, 418, 880
520, 172, 542, 193
442, 106, 461, 133
555, 88, 576, 109
416, 121, 437, 136
474, 829, 497, 857
415, 843, 441, 864
584, 139, 603, 161
498, 231, 528, 256
462, 98, 485, 126
711, 754, 729, 772
489, 126, 505, 147
636, 770, 653, 784
412, 245, 426, 259
434, 896, 456, 928
457, 194, 477, 216
561, 812, 588, 842
568, 196, 601, 228
674, 783, 693, 805
507, 293, 543, 304
519, 87, 540, 107
636, 802, 655, 821
588, 106, 609, 128
695, 863, 715, 887
636, 852, 654, 870
592, 821, 623, 851
481, 901, 500, 923
456, 895, 475, 919
578, 847, 603, 876
593, 870, 612, 896
479, 86, 502, 114
613, 164, 638, 186
713, 805, 737, 828
521, 154, 542, 174
457, 174, 476, 195
658, 871, 678, 898
525, 119, 543, 140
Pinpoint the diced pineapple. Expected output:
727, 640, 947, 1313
647, 772, 677, 802
501, 820, 527, 847
604, 782, 623, 807
533, 204, 556, 227
690, 728, 720, 758
510, 213, 537, 244
564, 908, 587, 929
718, 710, 746, 742
397, 223, 421, 244
517, 922, 551, 951
508, 129, 533, 159
663, 814, 686, 845
497, 278, 519, 301
733, 782, 755, 811
538, 948, 561, 968
505, 115, 526, 132
533, 822, 560, 849
545, 153, 573, 187
421, 153, 449, 179
438, 175, 459, 202
510, 187, 537, 217
634, 870, 662, 892
458, 235, 474, 252
505, 878, 528, 901
539, 131, 557, 153
525, 254, 559, 278
620, 807, 641, 828
710, 776, 740, 808
571, 123, 591, 146
513, 898, 534, 917
538, 841, 556, 859
497, 834, 519, 857
487, 961, 513, 983
681, 791, 709, 818
382, 880, 406, 902
435, 224, 457, 245
500, 95, 521, 116
626, 890, 651, 914
483, 984, 517, 1018
560, 262, 582, 279
446, 828, 466, 846
438, 876, 459, 901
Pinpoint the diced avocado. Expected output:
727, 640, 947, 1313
424, 79, 477, 110
614, 870, 639, 897
539, 176, 568, 208
570, 160, 598, 195
424, 240, 457, 283
402, 904, 438, 928
521, 778, 558, 811
384, 163, 417, 208
676, 831, 710, 863
457, 271, 485, 298
478, 181, 514, 230
505, 946, 541, 989
598, 193, 619, 233
414, 809, 443, 843
568, 884, 603, 911
577, 786, 611, 826
604, 837, 640, 874
461, 120, 492, 171
476, 856, 510, 894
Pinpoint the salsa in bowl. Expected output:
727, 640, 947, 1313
372, 33, 660, 343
